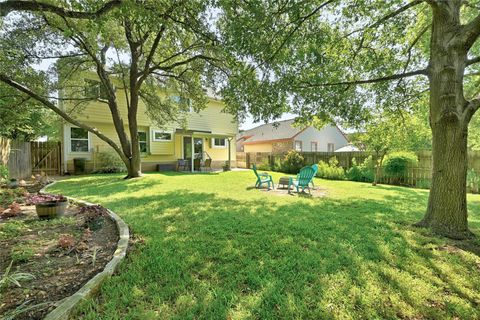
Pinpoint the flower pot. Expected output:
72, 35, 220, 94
35, 200, 68, 219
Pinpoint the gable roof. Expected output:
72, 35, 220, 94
239, 119, 306, 144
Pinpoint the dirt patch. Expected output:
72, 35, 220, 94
0, 200, 118, 319
257, 186, 328, 198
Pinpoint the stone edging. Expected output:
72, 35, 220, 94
39, 181, 129, 320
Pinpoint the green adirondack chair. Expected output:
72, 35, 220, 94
296, 164, 318, 188
252, 164, 274, 189
289, 166, 315, 193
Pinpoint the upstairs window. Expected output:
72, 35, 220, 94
152, 130, 172, 142
328, 143, 335, 152
84, 79, 109, 101
212, 138, 226, 148
70, 127, 89, 152
311, 141, 318, 152
138, 132, 148, 153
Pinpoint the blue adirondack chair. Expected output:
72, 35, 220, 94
252, 164, 274, 189
297, 164, 318, 188
289, 166, 316, 193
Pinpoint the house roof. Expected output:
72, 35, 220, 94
239, 119, 306, 144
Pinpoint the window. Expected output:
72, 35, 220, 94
294, 140, 302, 151
70, 127, 89, 152
84, 79, 109, 100
138, 132, 148, 153
311, 141, 318, 152
328, 143, 335, 152
152, 130, 172, 141
171, 95, 192, 112
212, 138, 226, 148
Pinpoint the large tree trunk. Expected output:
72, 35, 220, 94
126, 155, 142, 178
416, 2, 473, 239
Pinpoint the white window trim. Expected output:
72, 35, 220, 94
212, 137, 227, 148
311, 141, 318, 152
294, 140, 302, 152
69, 126, 91, 153
152, 130, 172, 142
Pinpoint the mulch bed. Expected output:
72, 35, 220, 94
0, 190, 118, 319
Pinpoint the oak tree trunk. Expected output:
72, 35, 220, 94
416, 2, 473, 239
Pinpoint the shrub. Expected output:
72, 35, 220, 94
281, 150, 304, 174
416, 178, 431, 190
316, 157, 345, 180
467, 168, 479, 193
256, 161, 271, 171
0, 188, 27, 207
0, 165, 8, 181
346, 156, 375, 182
383, 152, 418, 179
93, 151, 126, 173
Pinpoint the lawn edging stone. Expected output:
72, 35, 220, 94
39, 181, 129, 320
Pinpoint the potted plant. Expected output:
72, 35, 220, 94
222, 161, 231, 172
27, 194, 68, 219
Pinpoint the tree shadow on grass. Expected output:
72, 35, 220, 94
67, 189, 480, 319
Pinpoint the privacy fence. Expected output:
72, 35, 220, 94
1, 139, 62, 179
237, 150, 480, 188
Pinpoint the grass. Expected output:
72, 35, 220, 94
47, 171, 480, 319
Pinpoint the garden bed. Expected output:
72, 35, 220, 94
0, 187, 118, 319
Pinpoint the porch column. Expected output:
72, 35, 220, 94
191, 135, 194, 173
228, 137, 232, 170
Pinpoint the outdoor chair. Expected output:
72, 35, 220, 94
201, 159, 212, 172
297, 164, 318, 189
177, 159, 189, 171
252, 164, 274, 189
289, 166, 316, 194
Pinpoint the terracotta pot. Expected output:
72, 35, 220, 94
35, 200, 68, 219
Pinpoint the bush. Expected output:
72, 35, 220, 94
93, 152, 126, 173
383, 152, 418, 179
0, 164, 8, 181
281, 150, 304, 174
346, 156, 375, 182
316, 157, 345, 180
416, 178, 431, 190
467, 168, 479, 193
256, 161, 271, 171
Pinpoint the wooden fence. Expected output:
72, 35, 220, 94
31, 141, 62, 176
236, 150, 480, 188
8, 140, 32, 179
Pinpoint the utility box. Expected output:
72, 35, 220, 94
73, 158, 87, 175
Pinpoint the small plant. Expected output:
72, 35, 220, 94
0, 261, 35, 294
26, 194, 67, 205
416, 178, 431, 190
11, 246, 35, 263
79, 205, 107, 230
0, 187, 27, 208
316, 157, 345, 180
222, 161, 231, 171
281, 150, 304, 174
0, 164, 8, 182
57, 233, 76, 249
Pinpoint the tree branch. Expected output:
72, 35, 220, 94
347, 0, 425, 37
461, 12, 480, 49
467, 55, 480, 66
0, 73, 129, 164
0, 0, 122, 18
298, 68, 428, 87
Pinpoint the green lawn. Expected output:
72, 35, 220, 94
47, 171, 480, 319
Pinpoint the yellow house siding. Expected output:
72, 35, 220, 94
243, 143, 273, 153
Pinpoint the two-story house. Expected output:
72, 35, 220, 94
237, 119, 348, 153
60, 79, 238, 173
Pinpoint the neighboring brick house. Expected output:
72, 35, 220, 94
237, 119, 348, 153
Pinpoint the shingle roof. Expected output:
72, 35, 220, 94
239, 119, 303, 143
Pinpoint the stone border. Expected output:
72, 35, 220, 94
39, 181, 129, 320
